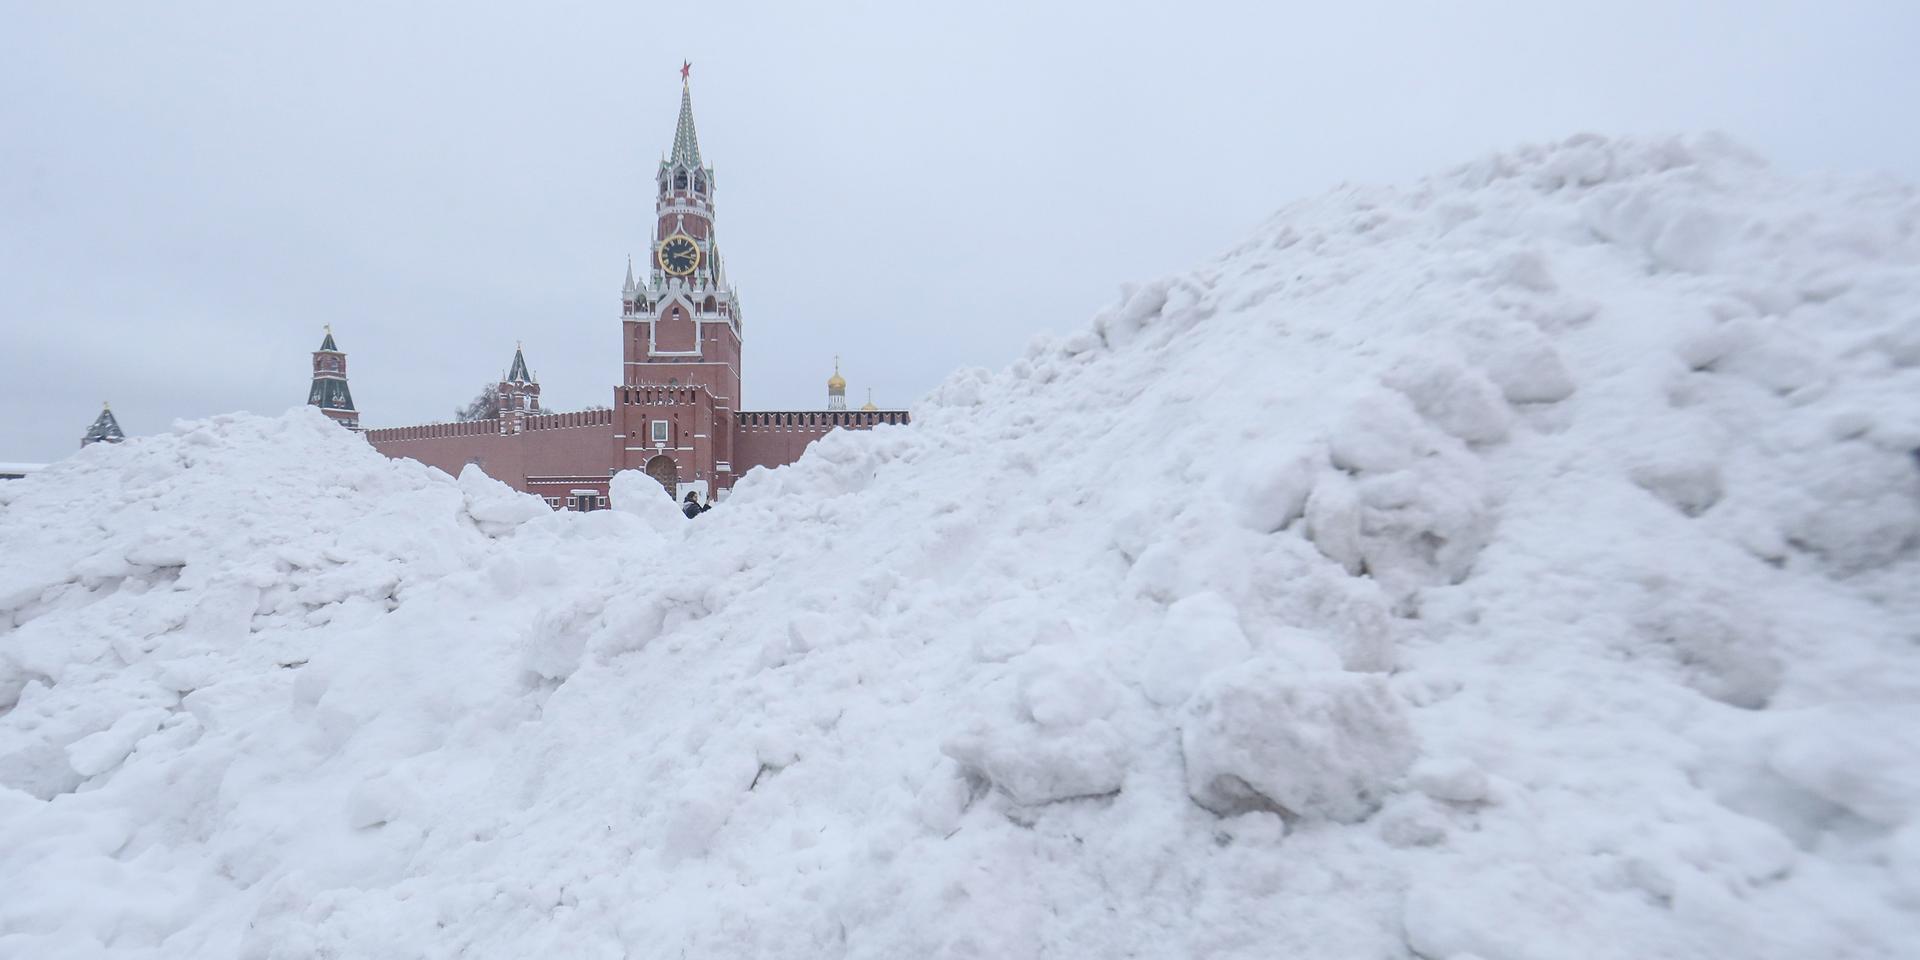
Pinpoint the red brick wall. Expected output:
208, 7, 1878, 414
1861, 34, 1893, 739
366, 413, 614, 493
518, 415, 616, 485
731, 411, 911, 478
733, 424, 829, 475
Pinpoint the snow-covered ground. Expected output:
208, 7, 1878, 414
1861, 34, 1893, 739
3, 134, 1919, 958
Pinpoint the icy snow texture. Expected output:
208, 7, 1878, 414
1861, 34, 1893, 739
3, 134, 1920, 958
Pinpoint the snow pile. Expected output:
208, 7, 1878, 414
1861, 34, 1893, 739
4, 134, 1920, 958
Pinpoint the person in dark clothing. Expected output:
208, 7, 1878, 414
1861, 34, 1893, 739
699, 495, 713, 513
682, 491, 702, 519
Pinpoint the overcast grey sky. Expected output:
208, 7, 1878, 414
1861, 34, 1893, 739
3, 1, 1916, 463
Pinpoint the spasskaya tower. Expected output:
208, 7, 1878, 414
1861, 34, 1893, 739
621, 62, 743, 412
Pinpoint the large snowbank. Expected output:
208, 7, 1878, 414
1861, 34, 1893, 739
4, 134, 1919, 958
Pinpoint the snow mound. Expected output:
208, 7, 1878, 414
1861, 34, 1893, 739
4, 134, 1920, 958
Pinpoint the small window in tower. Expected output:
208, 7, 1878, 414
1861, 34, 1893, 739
675, 172, 688, 189
651, 420, 669, 444
695, 175, 706, 193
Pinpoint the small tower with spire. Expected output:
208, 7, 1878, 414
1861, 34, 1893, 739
82, 402, 126, 447
861, 388, 878, 413
497, 342, 541, 435
307, 326, 360, 430
827, 356, 847, 411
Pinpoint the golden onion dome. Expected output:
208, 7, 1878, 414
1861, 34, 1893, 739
860, 388, 878, 411
828, 356, 846, 392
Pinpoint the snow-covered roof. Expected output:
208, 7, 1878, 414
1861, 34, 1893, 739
0, 461, 47, 475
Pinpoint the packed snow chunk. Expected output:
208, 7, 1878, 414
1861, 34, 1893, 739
1768, 706, 1920, 827
1628, 456, 1726, 518
783, 611, 836, 655
520, 593, 605, 682
458, 463, 552, 535
1383, 353, 1513, 444
1017, 656, 1122, 728
609, 468, 689, 527
1095, 277, 1172, 346
345, 772, 422, 830
63, 707, 169, 779
1226, 447, 1318, 533
1410, 755, 1490, 804
965, 596, 1071, 663
1465, 322, 1578, 404
1375, 795, 1449, 848
911, 760, 977, 836
1327, 392, 1427, 473
1349, 454, 1494, 599
1632, 585, 1782, 709
942, 716, 1131, 806
1303, 474, 1365, 574
1140, 592, 1254, 707
1181, 662, 1416, 821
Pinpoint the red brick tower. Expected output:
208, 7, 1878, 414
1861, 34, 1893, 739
307, 326, 360, 430
496, 342, 541, 435
614, 64, 743, 495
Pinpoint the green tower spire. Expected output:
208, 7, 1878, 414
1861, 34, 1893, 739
668, 71, 702, 171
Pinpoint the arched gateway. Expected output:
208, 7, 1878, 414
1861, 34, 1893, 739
644, 454, 677, 495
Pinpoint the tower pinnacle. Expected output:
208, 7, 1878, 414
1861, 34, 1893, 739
669, 75, 703, 170
507, 343, 532, 383
82, 402, 126, 447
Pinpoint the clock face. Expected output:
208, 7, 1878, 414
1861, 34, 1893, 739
658, 234, 700, 276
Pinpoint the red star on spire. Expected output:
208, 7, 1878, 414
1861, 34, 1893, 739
681, 60, 691, 82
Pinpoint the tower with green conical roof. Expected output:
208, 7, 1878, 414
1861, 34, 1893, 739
307, 325, 360, 430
